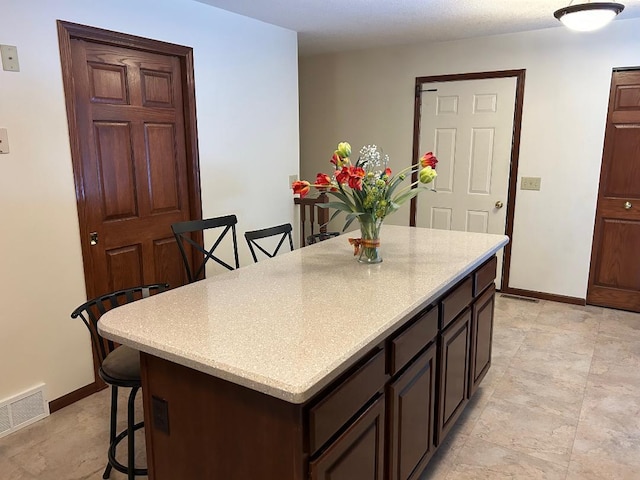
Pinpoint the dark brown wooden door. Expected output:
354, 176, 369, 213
469, 286, 495, 397
310, 395, 385, 480
587, 69, 640, 312
436, 309, 471, 445
60, 23, 200, 299
387, 344, 437, 480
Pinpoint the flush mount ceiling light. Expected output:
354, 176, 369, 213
554, 1, 625, 31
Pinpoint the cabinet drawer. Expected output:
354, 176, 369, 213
440, 278, 472, 329
309, 349, 387, 454
310, 394, 385, 480
474, 256, 497, 296
389, 306, 438, 375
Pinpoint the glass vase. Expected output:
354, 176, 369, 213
357, 216, 383, 264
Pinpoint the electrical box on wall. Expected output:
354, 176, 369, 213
0, 45, 20, 72
0, 129, 9, 154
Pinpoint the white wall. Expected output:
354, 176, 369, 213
0, 0, 298, 401
299, 18, 640, 300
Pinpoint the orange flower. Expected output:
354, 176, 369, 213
292, 180, 311, 198
316, 173, 332, 191
420, 152, 438, 169
335, 166, 350, 184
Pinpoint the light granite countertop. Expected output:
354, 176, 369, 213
98, 225, 508, 404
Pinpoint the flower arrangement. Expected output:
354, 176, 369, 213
292, 141, 438, 263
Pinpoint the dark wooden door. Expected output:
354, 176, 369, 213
387, 344, 437, 480
309, 395, 385, 480
587, 69, 640, 312
436, 309, 471, 445
59, 22, 201, 299
469, 286, 495, 397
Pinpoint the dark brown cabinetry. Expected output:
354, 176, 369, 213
310, 395, 386, 480
387, 343, 437, 480
141, 256, 498, 480
470, 285, 496, 396
437, 309, 471, 443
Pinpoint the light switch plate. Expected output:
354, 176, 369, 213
521, 176, 541, 191
0, 45, 20, 72
288, 174, 298, 186
0, 129, 9, 154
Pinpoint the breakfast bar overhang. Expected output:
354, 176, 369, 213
98, 226, 509, 480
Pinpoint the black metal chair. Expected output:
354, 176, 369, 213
70, 283, 169, 480
171, 215, 240, 282
306, 231, 340, 245
244, 223, 294, 263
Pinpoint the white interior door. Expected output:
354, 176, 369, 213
416, 77, 517, 288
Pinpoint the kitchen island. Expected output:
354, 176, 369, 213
99, 225, 508, 480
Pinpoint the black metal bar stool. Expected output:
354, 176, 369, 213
70, 283, 169, 479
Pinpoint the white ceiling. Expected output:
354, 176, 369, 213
196, 0, 640, 56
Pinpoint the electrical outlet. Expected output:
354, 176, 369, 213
521, 176, 541, 191
0, 129, 9, 154
1, 45, 20, 72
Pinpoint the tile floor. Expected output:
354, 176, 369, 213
1, 296, 639, 479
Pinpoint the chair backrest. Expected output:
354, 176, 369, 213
294, 192, 333, 247
244, 223, 294, 263
307, 231, 340, 245
70, 283, 169, 364
171, 214, 240, 282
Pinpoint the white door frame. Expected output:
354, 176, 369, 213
410, 70, 526, 291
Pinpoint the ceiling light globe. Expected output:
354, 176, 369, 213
560, 9, 617, 31
554, 2, 625, 32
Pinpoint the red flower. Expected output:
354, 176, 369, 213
330, 152, 341, 167
292, 180, 311, 198
316, 173, 332, 191
336, 167, 350, 184
348, 175, 363, 190
384, 167, 392, 178
420, 152, 438, 169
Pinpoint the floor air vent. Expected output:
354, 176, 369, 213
0, 384, 49, 438
500, 294, 540, 303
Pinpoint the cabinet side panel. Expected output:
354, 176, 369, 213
141, 353, 305, 480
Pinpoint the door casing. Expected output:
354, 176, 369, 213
410, 70, 525, 293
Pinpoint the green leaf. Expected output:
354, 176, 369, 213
392, 186, 424, 206
342, 213, 361, 232
318, 202, 354, 212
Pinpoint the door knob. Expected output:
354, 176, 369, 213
624, 201, 632, 210
495, 201, 504, 209
90, 232, 98, 246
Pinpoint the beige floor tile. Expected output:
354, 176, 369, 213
566, 458, 640, 480
600, 308, 640, 340
579, 379, 640, 434
445, 437, 568, 480
520, 327, 597, 356
536, 302, 604, 335
470, 397, 577, 467
419, 430, 469, 480
492, 367, 585, 420
509, 344, 592, 386
592, 334, 640, 370
571, 420, 640, 469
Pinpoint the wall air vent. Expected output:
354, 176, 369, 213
0, 384, 49, 438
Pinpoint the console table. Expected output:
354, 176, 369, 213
98, 225, 508, 480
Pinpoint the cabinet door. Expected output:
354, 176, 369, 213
387, 344, 437, 480
436, 309, 471, 444
309, 395, 385, 480
470, 285, 495, 396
